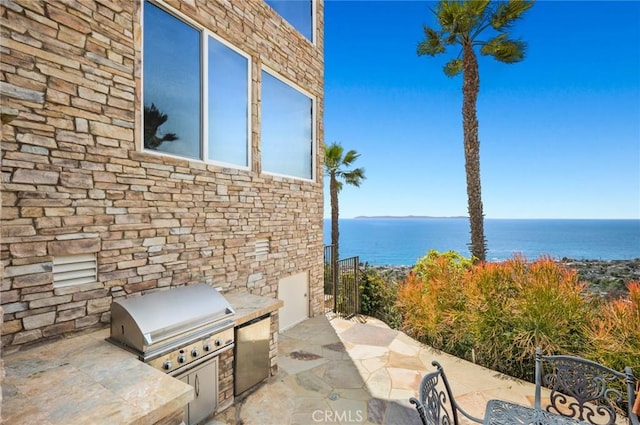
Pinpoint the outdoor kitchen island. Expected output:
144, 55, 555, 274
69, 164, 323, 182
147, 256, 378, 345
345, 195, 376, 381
1, 292, 284, 425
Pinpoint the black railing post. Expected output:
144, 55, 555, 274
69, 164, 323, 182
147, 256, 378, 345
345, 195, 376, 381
331, 245, 338, 312
324, 244, 337, 314
352, 256, 359, 316
324, 246, 360, 317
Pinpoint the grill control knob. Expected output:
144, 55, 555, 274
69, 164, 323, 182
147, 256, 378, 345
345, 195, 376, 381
191, 348, 199, 358
214, 338, 222, 347
163, 360, 173, 370
203, 343, 212, 352
177, 353, 186, 363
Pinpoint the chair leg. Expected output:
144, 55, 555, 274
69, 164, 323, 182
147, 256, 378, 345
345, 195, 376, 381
410, 397, 428, 425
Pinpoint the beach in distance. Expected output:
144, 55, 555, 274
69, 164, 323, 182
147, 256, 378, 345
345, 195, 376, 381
323, 218, 640, 266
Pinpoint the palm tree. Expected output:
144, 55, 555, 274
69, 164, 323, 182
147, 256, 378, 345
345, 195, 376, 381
144, 103, 178, 149
324, 142, 366, 262
418, 0, 534, 262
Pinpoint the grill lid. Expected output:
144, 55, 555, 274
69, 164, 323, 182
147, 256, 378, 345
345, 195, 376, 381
109, 284, 235, 353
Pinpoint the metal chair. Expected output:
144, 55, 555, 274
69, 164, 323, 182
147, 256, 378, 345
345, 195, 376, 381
410, 360, 482, 425
535, 347, 639, 425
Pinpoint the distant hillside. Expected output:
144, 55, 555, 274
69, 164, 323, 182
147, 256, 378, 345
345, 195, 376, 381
353, 215, 468, 219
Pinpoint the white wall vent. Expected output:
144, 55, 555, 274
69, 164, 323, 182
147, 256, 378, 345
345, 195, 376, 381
255, 238, 269, 257
53, 254, 97, 288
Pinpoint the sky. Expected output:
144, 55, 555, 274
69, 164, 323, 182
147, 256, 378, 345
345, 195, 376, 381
322, 0, 640, 219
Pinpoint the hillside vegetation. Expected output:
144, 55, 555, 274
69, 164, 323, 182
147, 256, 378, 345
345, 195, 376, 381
359, 251, 640, 383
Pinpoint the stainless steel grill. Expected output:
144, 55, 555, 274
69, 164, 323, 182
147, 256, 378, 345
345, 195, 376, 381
108, 284, 236, 425
108, 284, 235, 369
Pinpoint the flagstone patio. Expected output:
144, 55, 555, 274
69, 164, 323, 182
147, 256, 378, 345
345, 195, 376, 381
209, 314, 538, 425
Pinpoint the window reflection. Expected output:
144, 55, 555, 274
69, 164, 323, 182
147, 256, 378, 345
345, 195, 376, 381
144, 103, 178, 149
265, 0, 313, 41
208, 38, 249, 166
261, 71, 313, 179
143, 2, 201, 159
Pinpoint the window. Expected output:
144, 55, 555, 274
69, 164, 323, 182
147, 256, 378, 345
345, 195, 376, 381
261, 70, 314, 180
208, 40, 249, 165
265, 0, 313, 41
143, 2, 200, 159
143, 1, 250, 167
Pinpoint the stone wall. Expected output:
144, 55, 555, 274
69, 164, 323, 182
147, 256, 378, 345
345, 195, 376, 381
1, 0, 325, 352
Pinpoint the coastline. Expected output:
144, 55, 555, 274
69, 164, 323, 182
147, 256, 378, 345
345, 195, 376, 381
367, 258, 640, 295
561, 258, 640, 295
326, 219, 640, 265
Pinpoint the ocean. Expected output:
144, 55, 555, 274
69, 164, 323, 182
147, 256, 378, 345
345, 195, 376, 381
322, 218, 640, 266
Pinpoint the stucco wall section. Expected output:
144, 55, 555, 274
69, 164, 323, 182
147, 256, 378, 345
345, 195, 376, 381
1, 0, 325, 352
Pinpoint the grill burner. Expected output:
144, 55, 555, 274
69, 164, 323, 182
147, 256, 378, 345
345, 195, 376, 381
108, 284, 235, 373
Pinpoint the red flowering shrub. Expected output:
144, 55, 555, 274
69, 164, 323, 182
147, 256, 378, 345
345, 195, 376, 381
396, 253, 604, 380
585, 281, 640, 372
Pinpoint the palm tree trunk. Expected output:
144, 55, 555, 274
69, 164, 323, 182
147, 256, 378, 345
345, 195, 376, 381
462, 43, 486, 262
330, 172, 340, 260
330, 172, 340, 302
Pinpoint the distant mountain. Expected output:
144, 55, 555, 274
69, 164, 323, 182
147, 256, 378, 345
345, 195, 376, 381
353, 215, 468, 219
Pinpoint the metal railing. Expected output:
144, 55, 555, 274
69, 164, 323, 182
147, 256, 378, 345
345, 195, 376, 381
324, 245, 359, 317
336, 255, 359, 317
324, 244, 336, 313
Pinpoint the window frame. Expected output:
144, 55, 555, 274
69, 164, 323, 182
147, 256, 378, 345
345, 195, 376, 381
260, 65, 317, 182
141, 0, 252, 170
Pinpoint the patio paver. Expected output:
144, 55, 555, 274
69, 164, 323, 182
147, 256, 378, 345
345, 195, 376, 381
208, 315, 538, 425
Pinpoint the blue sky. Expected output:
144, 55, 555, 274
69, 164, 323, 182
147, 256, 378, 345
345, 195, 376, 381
322, 1, 640, 219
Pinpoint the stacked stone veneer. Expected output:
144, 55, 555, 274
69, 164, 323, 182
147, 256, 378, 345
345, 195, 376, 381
1, 0, 325, 353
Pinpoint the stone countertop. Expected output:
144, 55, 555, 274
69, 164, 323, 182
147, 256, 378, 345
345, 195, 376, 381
0, 292, 283, 425
226, 292, 283, 326
1, 329, 193, 425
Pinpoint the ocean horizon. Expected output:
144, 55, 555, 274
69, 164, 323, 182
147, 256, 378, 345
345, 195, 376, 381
323, 218, 640, 266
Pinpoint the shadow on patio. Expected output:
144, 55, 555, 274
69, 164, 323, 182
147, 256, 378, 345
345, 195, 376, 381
210, 314, 537, 425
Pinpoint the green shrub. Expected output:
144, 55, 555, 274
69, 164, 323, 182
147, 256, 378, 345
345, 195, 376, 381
464, 256, 593, 380
359, 265, 402, 328
412, 249, 472, 282
397, 251, 473, 356
373, 250, 636, 383
396, 252, 599, 382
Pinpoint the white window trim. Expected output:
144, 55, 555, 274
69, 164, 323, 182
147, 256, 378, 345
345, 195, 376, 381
312, 0, 317, 45
141, 0, 252, 171
260, 65, 317, 182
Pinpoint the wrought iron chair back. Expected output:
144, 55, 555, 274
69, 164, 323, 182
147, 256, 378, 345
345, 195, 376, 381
534, 347, 639, 425
410, 361, 482, 425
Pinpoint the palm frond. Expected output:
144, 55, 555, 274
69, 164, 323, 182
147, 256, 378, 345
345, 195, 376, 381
162, 133, 178, 142
324, 142, 345, 172
444, 58, 463, 77
480, 34, 527, 63
418, 26, 446, 56
342, 149, 361, 166
466, 0, 491, 30
144, 103, 179, 149
491, 0, 535, 30
438, 0, 490, 37
343, 167, 366, 187
324, 142, 366, 192
445, 32, 458, 45
419, 0, 533, 77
